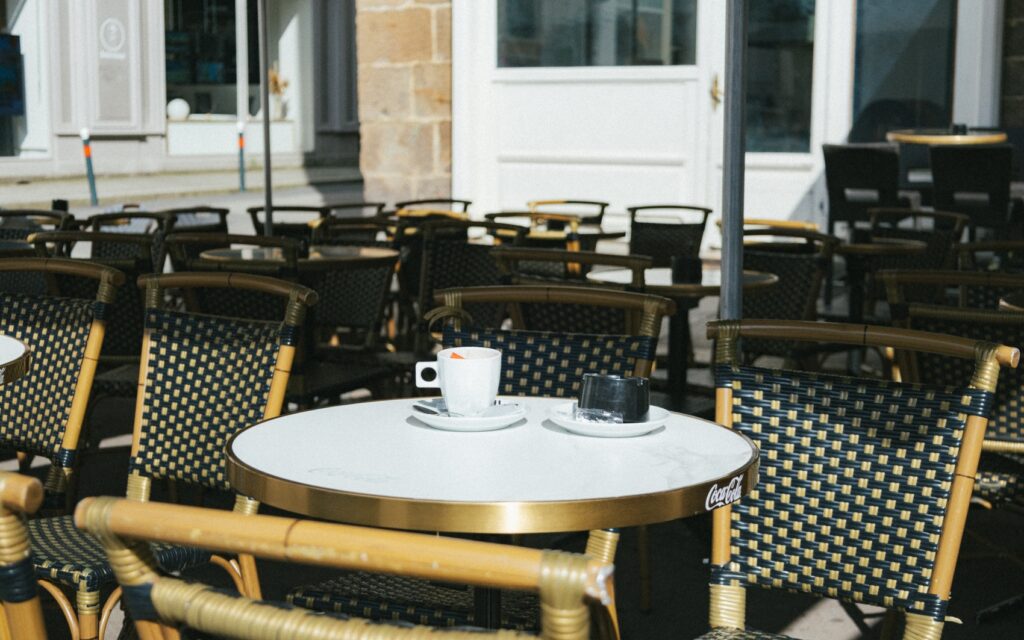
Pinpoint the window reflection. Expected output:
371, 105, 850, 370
849, 0, 956, 142
497, 0, 697, 68
745, 0, 816, 152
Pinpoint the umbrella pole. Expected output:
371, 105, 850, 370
719, 0, 747, 320
258, 0, 274, 235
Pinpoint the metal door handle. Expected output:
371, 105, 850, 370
711, 73, 723, 110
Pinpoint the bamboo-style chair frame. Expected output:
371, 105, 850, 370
0, 258, 123, 498
157, 205, 230, 231
705, 319, 1018, 640
28, 272, 317, 640
395, 198, 473, 213
0, 473, 46, 640
0, 209, 73, 236
76, 498, 609, 640
491, 246, 652, 289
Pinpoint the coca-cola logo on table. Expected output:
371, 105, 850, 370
705, 475, 743, 510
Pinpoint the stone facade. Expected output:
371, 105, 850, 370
1003, 0, 1024, 127
356, 0, 452, 205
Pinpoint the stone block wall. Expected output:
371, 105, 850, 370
356, 0, 452, 205
1003, 0, 1024, 126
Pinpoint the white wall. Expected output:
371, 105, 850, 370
7, 0, 50, 157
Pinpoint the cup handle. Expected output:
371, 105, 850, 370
414, 362, 440, 388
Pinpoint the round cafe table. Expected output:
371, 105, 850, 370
200, 245, 398, 263
227, 396, 758, 627
886, 128, 1007, 145
586, 266, 778, 407
0, 335, 30, 386
227, 397, 758, 534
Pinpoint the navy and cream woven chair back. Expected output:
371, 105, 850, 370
0, 472, 47, 640
431, 285, 673, 398
704, 319, 1017, 640
740, 229, 838, 361
22, 272, 315, 640
492, 246, 651, 289
165, 233, 303, 321
77, 498, 607, 640
628, 205, 712, 268
127, 272, 317, 499
0, 258, 122, 498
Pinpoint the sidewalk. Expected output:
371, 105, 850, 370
0, 165, 362, 210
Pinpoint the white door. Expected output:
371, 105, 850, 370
452, 1, 853, 238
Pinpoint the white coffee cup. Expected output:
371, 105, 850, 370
414, 347, 501, 416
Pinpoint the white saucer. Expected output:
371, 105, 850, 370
411, 400, 527, 432
547, 402, 669, 438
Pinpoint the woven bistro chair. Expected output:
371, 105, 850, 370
931, 144, 1023, 241
25, 272, 317, 640
0, 473, 46, 640
739, 229, 839, 364
83, 210, 174, 269
628, 205, 712, 267
703, 319, 1017, 640
0, 258, 122, 506
159, 205, 229, 233
413, 220, 527, 352
957, 240, 1024, 275
309, 214, 394, 248
289, 285, 671, 634
247, 204, 328, 240
0, 211, 73, 295
76, 499, 609, 640
869, 208, 968, 269
884, 270, 1024, 506
492, 246, 651, 288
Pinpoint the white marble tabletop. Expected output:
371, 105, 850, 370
227, 397, 758, 533
0, 335, 29, 386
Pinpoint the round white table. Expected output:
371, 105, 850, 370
0, 335, 30, 386
226, 397, 758, 535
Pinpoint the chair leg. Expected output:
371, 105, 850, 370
77, 588, 100, 640
99, 587, 122, 640
637, 525, 652, 613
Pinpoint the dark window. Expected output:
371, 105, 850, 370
745, 0, 816, 152
849, 0, 956, 142
497, 0, 697, 68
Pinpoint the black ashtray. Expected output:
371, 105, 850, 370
671, 256, 703, 284
577, 373, 650, 423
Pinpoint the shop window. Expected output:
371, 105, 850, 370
164, 0, 258, 117
497, 0, 697, 67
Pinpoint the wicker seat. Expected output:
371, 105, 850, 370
628, 204, 712, 267
0, 473, 47, 640
76, 498, 609, 640
0, 258, 123, 504
740, 229, 838, 363
701, 319, 1017, 639
492, 246, 651, 287
290, 285, 672, 633
26, 272, 316, 640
